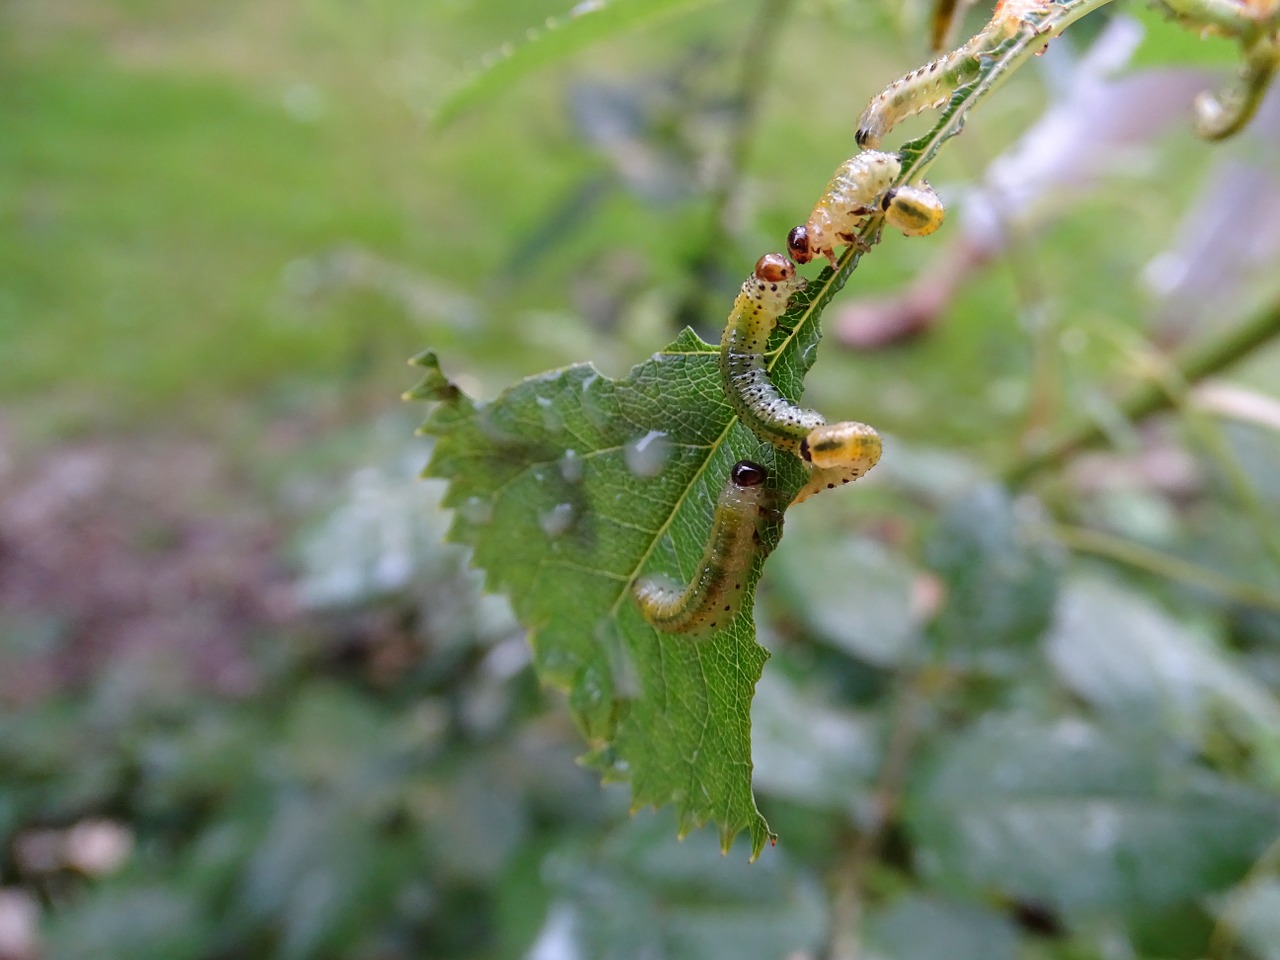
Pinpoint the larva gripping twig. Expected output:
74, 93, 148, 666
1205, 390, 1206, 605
856, 0, 1054, 150
719, 255, 883, 505
786, 152, 944, 269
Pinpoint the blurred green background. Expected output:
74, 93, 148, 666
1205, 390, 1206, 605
3, 0, 1280, 957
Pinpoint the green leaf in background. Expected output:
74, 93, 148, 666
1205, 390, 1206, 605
1214, 878, 1280, 960
1047, 575, 1280, 757
43, 887, 208, 960
770, 511, 922, 667
1130, 0, 1245, 68
409, 302, 831, 854
750, 672, 882, 813
866, 894, 1020, 960
532, 811, 826, 959
906, 716, 1280, 915
923, 484, 1061, 668
432, 0, 729, 126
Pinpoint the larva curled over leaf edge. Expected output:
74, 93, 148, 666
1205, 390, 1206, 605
631, 459, 777, 637
718, 255, 884, 502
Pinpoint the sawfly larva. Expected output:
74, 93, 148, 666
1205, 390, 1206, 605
855, 46, 982, 149
787, 152, 945, 267
857, 0, 1052, 149
719, 254, 884, 501
720, 253, 822, 444
632, 459, 778, 637
794, 423, 883, 504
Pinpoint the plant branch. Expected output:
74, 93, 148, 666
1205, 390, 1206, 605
1001, 297, 1280, 487
1045, 522, 1280, 612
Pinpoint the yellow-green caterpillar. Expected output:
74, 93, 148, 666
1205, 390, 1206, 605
632, 459, 778, 637
786, 152, 944, 269
855, 46, 983, 150
719, 254, 883, 504
856, 0, 1048, 149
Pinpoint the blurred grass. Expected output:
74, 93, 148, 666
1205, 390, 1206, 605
1, 0, 591, 431
0, 0, 1234, 455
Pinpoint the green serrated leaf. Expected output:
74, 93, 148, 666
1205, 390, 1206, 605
410, 225, 883, 854
905, 715, 1280, 914
432, 0, 728, 127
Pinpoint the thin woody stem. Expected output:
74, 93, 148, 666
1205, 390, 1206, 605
1001, 297, 1280, 486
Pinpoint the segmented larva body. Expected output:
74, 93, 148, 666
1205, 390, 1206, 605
632, 459, 776, 637
720, 254, 823, 450
855, 46, 982, 150
786, 152, 945, 268
794, 423, 883, 504
719, 254, 884, 500
857, 0, 1051, 150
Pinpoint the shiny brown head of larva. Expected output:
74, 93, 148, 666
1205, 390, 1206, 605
785, 226, 814, 265
753, 252, 796, 284
730, 459, 768, 488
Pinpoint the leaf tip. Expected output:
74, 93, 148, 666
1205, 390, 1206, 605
718, 821, 736, 856
748, 820, 777, 862
403, 349, 465, 404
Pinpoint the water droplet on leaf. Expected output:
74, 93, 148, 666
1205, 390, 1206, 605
458, 496, 493, 524
559, 449, 584, 484
539, 502, 576, 538
625, 430, 671, 478
535, 395, 564, 433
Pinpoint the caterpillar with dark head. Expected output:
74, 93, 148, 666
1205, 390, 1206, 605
786, 152, 944, 268
855, 46, 983, 150
719, 254, 883, 503
632, 459, 779, 637
856, 0, 1049, 149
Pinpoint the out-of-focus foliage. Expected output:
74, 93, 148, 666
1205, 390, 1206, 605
3, 0, 1280, 958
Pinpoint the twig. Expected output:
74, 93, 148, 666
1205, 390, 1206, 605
1001, 297, 1280, 487
1045, 522, 1280, 612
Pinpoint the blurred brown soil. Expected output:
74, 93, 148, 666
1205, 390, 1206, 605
0, 420, 299, 707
